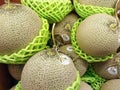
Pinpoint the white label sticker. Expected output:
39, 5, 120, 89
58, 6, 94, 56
60, 54, 71, 65
107, 66, 118, 75
66, 46, 73, 52
61, 34, 70, 41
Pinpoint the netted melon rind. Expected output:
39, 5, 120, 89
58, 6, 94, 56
81, 65, 106, 90
21, 0, 74, 23
0, 18, 50, 64
71, 19, 113, 63
73, 0, 115, 19
15, 72, 81, 90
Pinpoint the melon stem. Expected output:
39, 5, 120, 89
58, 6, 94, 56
115, 0, 120, 27
5, 0, 16, 10
51, 23, 63, 62
8, 0, 11, 7
52, 23, 57, 48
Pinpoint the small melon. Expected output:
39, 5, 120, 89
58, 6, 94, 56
8, 64, 24, 80
59, 44, 88, 76
54, 13, 79, 45
93, 53, 120, 79
0, 3, 42, 55
78, 0, 117, 8
101, 79, 120, 90
80, 81, 93, 90
76, 13, 120, 57
21, 49, 78, 90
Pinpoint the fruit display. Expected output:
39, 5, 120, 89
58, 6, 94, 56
0, 0, 120, 90
21, 49, 80, 90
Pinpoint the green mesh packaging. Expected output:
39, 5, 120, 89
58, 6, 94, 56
15, 72, 81, 90
0, 18, 50, 64
21, 0, 73, 24
81, 65, 106, 90
66, 71, 81, 90
15, 82, 22, 90
73, 0, 115, 19
71, 19, 113, 63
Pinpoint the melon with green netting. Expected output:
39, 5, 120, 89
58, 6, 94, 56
76, 13, 120, 57
21, 0, 73, 23
0, 3, 50, 64
0, 3, 42, 55
21, 49, 80, 90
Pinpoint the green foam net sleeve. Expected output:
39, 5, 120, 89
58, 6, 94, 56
0, 18, 50, 64
73, 0, 115, 19
15, 72, 81, 90
81, 65, 106, 90
66, 71, 81, 90
71, 18, 113, 63
21, 0, 73, 23
15, 82, 22, 90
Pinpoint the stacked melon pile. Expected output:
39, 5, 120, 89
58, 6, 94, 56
0, 0, 120, 90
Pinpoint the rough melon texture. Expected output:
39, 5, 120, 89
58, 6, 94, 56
21, 49, 77, 90
54, 13, 79, 45
101, 79, 120, 90
8, 64, 24, 80
80, 81, 93, 90
76, 13, 120, 57
78, 0, 117, 8
0, 3, 42, 55
59, 44, 88, 76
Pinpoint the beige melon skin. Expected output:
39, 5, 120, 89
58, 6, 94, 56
8, 64, 24, 80
101, 79, 120, 90
54, 13, 79, 45
10, 86, 15, 90
21, 49, 77, 90
59, 44, 88, 76
76, 13, 120, 57
80, 81, 93, 90
78, 0, 117, 8
0, 3, 42, 55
